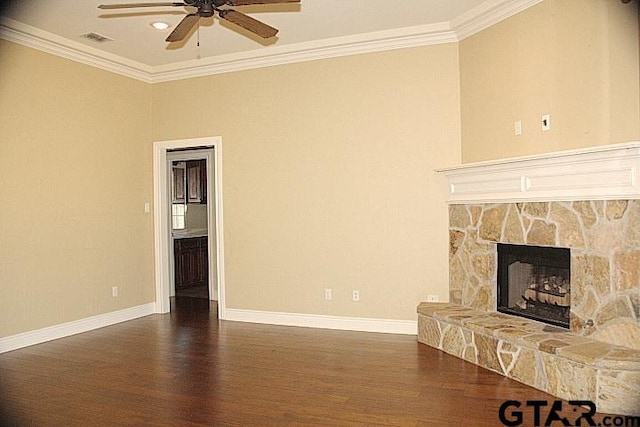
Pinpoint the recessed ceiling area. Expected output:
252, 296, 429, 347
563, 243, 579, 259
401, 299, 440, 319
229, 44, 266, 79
0, 0, 540, 79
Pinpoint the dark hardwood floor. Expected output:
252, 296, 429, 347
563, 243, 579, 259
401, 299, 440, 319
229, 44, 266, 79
0, 300, 601, 426
175, 284, 209, 299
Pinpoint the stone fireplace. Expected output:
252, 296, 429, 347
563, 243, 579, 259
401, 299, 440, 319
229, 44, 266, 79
417, 143, 640, 415
449, 199, 640, 348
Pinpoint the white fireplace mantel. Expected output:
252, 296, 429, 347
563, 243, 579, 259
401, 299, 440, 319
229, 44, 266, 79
437, 142, 640, 204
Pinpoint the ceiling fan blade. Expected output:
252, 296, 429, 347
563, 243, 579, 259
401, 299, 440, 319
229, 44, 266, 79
166, 14, 199, 42
219, 9, 278, 38
98, 2, 185, 9
226, 0, 300, 5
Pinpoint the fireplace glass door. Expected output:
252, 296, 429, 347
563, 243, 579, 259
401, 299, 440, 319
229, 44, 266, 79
497, 244, 570, 328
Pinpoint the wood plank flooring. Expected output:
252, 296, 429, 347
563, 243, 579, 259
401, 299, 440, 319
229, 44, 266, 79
0, 299, 602, 426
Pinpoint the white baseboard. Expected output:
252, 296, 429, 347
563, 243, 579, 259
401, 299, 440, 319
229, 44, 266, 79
224, 308, 417, 335
0, 303, 156, 353
0, 305, 416, 354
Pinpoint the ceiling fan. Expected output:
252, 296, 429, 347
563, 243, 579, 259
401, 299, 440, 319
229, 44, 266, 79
98, 0, 300, 42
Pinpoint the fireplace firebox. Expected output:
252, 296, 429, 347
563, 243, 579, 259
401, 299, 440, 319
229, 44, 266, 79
497, 243, 570, 328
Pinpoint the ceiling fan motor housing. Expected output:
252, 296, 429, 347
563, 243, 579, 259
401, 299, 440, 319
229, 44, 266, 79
197, 0, 214, 17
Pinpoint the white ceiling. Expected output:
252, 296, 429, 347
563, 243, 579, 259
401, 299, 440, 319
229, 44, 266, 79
0, 0, 540, 80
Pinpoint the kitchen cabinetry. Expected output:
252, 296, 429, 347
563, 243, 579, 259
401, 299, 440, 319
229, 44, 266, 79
187, 160, 207, 204
172, 160, 207, 204
174, 236, 208, 289
172, 163, 186, 204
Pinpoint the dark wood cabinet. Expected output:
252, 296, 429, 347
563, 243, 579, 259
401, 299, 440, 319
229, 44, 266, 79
174, 236, 208, 289
172, 160, 207, 205
172, 164, 186, 204
186, 160, 207, 204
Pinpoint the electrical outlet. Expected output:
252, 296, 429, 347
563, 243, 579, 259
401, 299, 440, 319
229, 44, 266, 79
514, 120, 522, 136
324, 288, 332, 300
112, 286, 119, 297
427, 294, 439, 302
352, 290, 360, 302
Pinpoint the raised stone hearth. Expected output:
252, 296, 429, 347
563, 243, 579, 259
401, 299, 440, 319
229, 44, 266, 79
417, 302, 640, 416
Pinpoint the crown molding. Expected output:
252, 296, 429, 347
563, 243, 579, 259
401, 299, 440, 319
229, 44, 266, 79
0, 18, 154, 83
0, 0, 539, 83
150, 23, 456, 82
452, 0, 543, 40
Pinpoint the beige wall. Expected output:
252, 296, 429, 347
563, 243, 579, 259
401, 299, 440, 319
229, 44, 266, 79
153, 45, 461, 320
460, 0, 640, 163
0, 40, 155, 336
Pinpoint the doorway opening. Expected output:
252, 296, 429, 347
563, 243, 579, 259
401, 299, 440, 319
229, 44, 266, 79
168, 150, 212, 304
153, 137, 226, 318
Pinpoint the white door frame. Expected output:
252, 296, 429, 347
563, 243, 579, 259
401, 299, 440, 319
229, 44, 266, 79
153, 136, 226, 318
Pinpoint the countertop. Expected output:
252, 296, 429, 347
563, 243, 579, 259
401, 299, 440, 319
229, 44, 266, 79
171, 228, 208, 239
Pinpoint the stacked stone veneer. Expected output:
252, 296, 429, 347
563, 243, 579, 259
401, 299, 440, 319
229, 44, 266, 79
448, 200, 640, 350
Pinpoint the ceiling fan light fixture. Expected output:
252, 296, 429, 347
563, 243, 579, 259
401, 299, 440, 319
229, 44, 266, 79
151, 21, 171, 30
